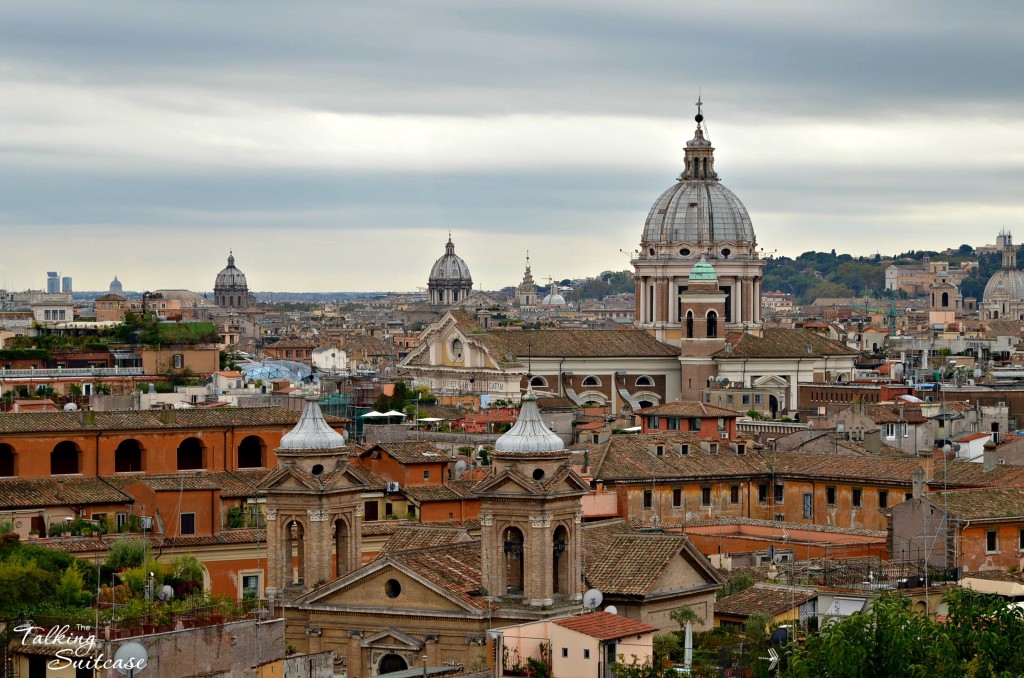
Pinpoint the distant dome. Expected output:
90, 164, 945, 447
689, 258, 718, 282
983, 269, 1024, 304
108, 276, 123, 295
429, 236, 472, 284
494, 391, 564, 453
215, 252, 248, 289
542, 291, 566, 306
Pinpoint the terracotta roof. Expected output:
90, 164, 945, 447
34, 529, 268, 553
0, 477, 133, 509
714, 328, 859, 359
865, 404, 926, 424
365, 441, 449, 465
553, 611, 657, 640
588, 433, 763, 481
344, 464, 388, 491
715, 584, 816, 619
344, 335, 396, 356
387, 541, 491, 611
0, 407, 326, 434
536, 397, 578, 410
636, 402, 743, 418
403, 480, 478, 502
268, 338, 315, 349
924, 487, 1024, 520
583, 524, 697, 596
379, 526, 474, 554
494, 328, 680, 358
105, 470, 267, 497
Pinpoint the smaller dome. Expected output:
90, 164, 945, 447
429, 237, 472, 283
542, 292, 566, 306
215, 252, 249, 289
689, 257, 718, 282
279, 391, 347, 451
494, 391, 565, 453
984, 268, 1024, 303
109, 276, 123, 295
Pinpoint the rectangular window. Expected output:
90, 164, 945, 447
826, 486, 836, 506
690, 418, 701, 431
667, 417, 679, 430
726, 395, 733, 405
242, 574, 260, 598
852, 488, 863, 508
561, 648, 568, 658
758, 484, 768, 503
742, 394, 751, 405
901, 423, 909, 438
730, 485, 740, 504
709, 443, 718, 454
649, 415, 660, 428
1019, 528, 1024, 552
672, 488, 682, 508
884, 423, 896, 439
643, 490, 653, 509
116, 513, 127, 531
986, 530, 998, 553
701, 487, 711, 507
680, 444, 689, 455
584, 649, 591, 660
755, 394, 763, 405
655, 445, 665, 456
180, 513, 196, 535
423, 470, 430, 479
172, 354, 184, 369
905, 492, 913, 501
737, 444, 745, 455
774, 483, 784, 504
803, 492, 813, 519
774, 514, 784, 522
878, 490, 889, 509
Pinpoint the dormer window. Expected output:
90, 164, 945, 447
737, 444, 746, 455
709, 443, 718, 454
679, 444, 690, 455
655, 445, 665, 457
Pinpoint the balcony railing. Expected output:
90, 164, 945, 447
0, 367, 144, 378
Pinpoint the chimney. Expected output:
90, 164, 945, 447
80, 410, 96, 427
983, 439, 998, 472
863, 428, 881, 455
911, 465, 927, 498
917, 449, 934, 480
160, 409, 177, 425
56, 479, 64, 501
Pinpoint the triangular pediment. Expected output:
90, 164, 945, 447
360, 627, 424, 650
401, 311, 503, 371
475, 471, 538, 495
258, 466, 319, 491
297, 560, 477, 614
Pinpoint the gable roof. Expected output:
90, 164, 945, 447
364, 441, 450, 465
635, 402, 743, 418
382, 541, 493, 612
924, 487, 1024, 520
379, 526, 475, 554
588, 433, 762, 481
0, 477, 133, 509
715, 583, 816, 619
0, 407, 333, 434
553, 611, 657, 640
714, 328, 859, 359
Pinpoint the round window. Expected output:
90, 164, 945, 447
385, 578, 402, 598
532, 468, 545, 481
648, 248, 656, 256
680, 248, 691, 256
311, 464, 324, 476
721, 248, 731, 258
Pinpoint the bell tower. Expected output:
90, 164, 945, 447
260, 387, 365, 598
475, 390, 589, 608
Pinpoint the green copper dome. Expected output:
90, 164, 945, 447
689, 257, 718, 282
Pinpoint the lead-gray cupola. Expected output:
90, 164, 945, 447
494, 390, 564, 453
214, 251, 253, 308
428, 235, 473, 306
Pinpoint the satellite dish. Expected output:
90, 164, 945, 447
719, 377, 730, 386
63, 403, 78, 412
773, 553, 784, 565
158, 584, 174, 601
604, 605, 618, 615
454, 459, 468, 477
583, 589, 603, 610
770, 627, 789, 646
114, 642, 149, 676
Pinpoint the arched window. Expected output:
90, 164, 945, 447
237, 436, 265, 468
707, 311, 718, 338
635, 375, 654, 387
288, 520, 305, 585
177, 437, 204, 471
552, 524, 569, 595
334, 518, 350, 577
530, 376, 548, 388
114, 439, 144, 473
581, 376, 601, 387
686, 310, 694, 338
0, 444, 14, 477
941, 292, 949, 307
503, 527, 525, 595
51, 441, 80, 475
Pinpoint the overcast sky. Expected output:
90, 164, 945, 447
2, 1, 1023, 293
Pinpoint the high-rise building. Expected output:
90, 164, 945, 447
61, 276, 73, 294
46, 272, 59, 294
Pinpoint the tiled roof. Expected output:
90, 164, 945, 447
715, 584, 816, 619
589, 433, 763, 481
583, 525, 694, 596
268, 338, 315, 348
636, 402, 743, 418
344, 464, 388, 491
924, 487, 1024, 520
34, 529, 268, 553
494, 328, 680, 358
865, 404, 926, 424
344, 335, 396, 356
553, 611, 657, 640
668, 517, 886, 539
368, 441, 450, 465
387, 541, 492, 611
0, 407, 321, 434
0, 477, 133, 509
379, 526, 474, 554
403, 480, 478, 502
361, 520, 417, 537
105, 470, 267, 497
714, 328, 859, 359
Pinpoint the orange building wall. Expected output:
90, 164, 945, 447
959, 523, 1024, 572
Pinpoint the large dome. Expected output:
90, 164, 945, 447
983, 268, 1024, 303
429, 236, 472, 283
215, 252, 248, 289
643, 181, 754, 245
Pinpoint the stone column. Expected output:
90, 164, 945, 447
528, 515, 553, 607
265, 508, 280, 591
306, 508, 331, 588
734, 278, 743, 324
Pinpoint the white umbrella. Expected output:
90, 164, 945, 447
417, 417, 444, 422
383, 410, 407, 418
360, 411, 386, 418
